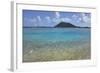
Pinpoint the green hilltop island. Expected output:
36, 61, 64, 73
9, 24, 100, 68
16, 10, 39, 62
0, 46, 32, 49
55, 22, 90, 28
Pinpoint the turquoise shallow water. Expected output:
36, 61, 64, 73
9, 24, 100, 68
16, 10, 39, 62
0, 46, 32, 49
23, 28, 91, 62
23, 28, 90, 41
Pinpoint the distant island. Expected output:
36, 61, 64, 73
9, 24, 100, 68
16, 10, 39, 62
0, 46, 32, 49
23, 22, 90, 28
55, 22, 77, 28
55, 22, 90, 28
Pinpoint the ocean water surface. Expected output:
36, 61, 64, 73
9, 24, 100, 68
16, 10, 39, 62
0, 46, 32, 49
23, 28, 91, 62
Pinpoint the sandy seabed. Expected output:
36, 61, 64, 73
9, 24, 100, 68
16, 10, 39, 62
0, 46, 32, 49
23, 41, 91, 62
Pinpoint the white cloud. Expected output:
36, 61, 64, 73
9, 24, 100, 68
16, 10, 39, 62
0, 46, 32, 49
29, 18, 37, 22
75, 13, 91, 27
52, 18, 59, 23
37, 16, 41, 22
72, 13, 90, 24
76, 17, 82, 23
74, 13, 91, 27
79, 18, 82, 21
72, 14, 82, 23
55, 12, 60, 18
81, 13, 91, 23
45, 16, 51, 22
72, 14, 78, 19
23, 17, 38, 27
61, 17, 71, 22
52, 17, 71, 24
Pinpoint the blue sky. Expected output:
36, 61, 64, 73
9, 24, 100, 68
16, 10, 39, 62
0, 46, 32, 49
23, 10, 91, 27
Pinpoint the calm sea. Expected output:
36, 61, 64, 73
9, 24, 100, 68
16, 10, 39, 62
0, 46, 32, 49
23, 28, 91, 62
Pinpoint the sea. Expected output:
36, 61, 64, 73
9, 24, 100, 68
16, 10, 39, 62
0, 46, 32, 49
23, 28, 91, 62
